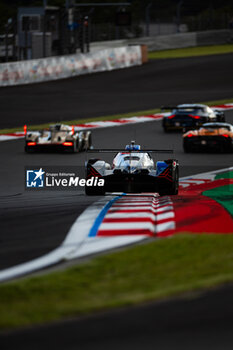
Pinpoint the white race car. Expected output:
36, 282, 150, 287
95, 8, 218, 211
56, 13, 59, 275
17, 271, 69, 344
24, 124, 92, 153
85, 141, 179, 196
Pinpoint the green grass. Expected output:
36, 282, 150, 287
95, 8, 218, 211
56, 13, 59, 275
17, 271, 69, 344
148, 44, 233, 60
1, 234, 233, 330
1, 97, 233, 135
203, 184, 233, 217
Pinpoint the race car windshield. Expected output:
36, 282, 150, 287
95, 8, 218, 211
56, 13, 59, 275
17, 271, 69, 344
202, 125, 231, 131
124, 156, 140, 161
174, 108, 204, 114
49, 126, 69, 132
50, 125, 61, 131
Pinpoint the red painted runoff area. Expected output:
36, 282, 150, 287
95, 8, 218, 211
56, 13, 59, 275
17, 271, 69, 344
96, 178, 233, 238
158, 179, 233, 237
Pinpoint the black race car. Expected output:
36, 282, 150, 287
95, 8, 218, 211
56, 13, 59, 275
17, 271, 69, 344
162, 104, 225, 132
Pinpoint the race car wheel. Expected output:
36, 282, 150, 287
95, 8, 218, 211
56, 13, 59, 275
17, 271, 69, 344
71, 141, 77, 153
76, 139, 83, 152
170, 166, 179, 195
159, 164, 179, 196
87, 134, 92, 150
183, 141, 191, 153
85, 158, 105, 195
163, 126, 170, 133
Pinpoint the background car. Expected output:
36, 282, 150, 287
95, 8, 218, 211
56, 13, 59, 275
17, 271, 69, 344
162, 103, 225, 132
24, 124, 92, 153
183, 122, 233, 153
85, 141, 179, 196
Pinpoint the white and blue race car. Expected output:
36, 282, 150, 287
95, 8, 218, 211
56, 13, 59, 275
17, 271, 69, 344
85, 141, 179, 196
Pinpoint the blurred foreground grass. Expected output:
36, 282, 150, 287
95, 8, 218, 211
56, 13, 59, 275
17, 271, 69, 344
148, 44, 233, 59
1, 234, 233, 330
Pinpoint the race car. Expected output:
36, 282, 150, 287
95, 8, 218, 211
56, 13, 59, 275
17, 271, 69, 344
85, 141, 179, 196
183, 122, 233, 153
24, 124, 92, 153
162, 104, 225, 132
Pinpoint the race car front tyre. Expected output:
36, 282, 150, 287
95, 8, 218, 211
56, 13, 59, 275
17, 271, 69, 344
75, 139, 82, 152
159, 166, 179, 196
183, 141, 191, 153
87, 134, 92, 150
163, 126, 170, 133
71, 141, 77, 153
170, 167, 179, 195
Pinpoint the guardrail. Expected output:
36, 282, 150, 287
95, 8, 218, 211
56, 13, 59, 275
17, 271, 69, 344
91, 29, 233, 52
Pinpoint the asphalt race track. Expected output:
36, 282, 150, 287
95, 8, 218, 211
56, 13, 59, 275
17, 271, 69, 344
1, 112, 233, 270
2, 283, 233, 350
0, 53, 233, 348
0, 53, 233, 128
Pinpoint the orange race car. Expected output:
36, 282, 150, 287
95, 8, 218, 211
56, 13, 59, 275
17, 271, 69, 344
183, 123, 233, 153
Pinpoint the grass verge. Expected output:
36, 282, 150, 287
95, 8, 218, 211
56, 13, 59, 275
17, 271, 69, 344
1, 234, 233, 330
0, 97, 233, 135
0, 108, 161, 135
148, 44, 233, 60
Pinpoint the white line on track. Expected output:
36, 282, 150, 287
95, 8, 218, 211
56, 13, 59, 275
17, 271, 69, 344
0, 196, 117, 282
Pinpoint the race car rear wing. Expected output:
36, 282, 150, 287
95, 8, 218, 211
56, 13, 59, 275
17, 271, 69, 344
24, 125, 76, 135
87, 149, 174, 154
161, 106, 205, 111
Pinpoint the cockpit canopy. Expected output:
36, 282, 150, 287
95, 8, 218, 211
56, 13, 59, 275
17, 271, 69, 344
125, 140, 141, 151
123, 156, 140, 161
49, 124, 71, 132
113, 150, 154, 173
201, 123, 232, 131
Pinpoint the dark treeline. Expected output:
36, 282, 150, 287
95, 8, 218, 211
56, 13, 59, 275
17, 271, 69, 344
0, 0, 233, 31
